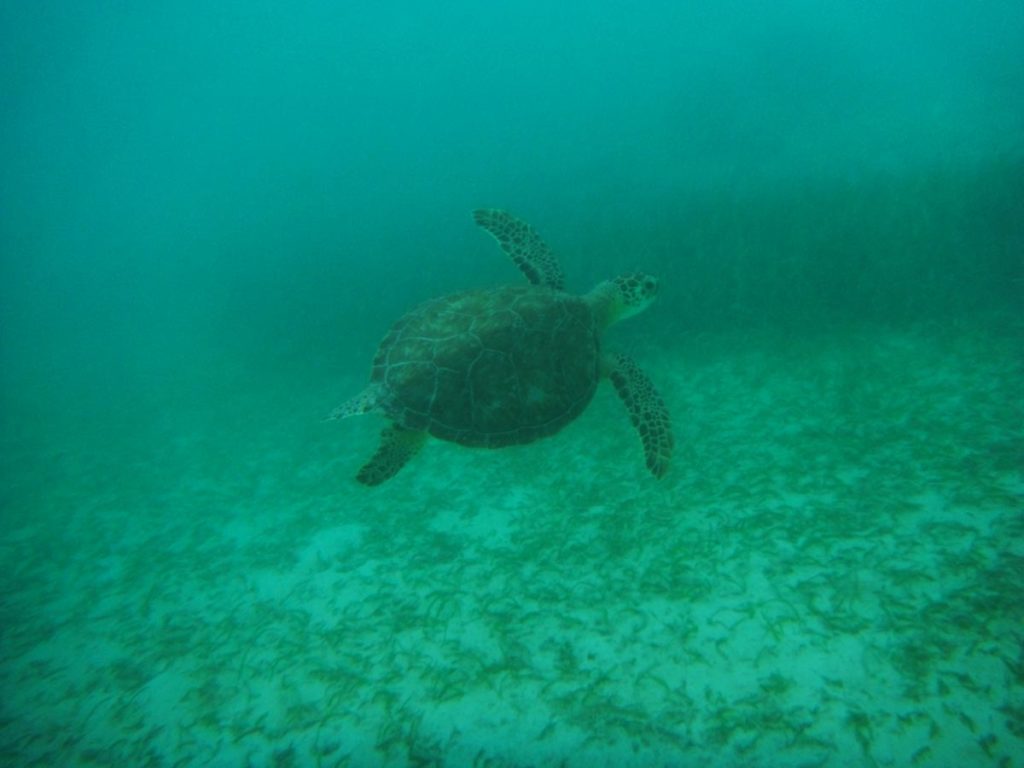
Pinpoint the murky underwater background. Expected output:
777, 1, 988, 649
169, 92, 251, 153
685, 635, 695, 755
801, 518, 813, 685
1, 1, 1022, 766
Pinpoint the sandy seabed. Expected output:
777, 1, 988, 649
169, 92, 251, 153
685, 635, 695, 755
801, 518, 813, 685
1, 320, 1022, 767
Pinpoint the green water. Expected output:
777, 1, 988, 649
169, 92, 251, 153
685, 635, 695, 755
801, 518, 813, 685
2, 2, 1022, 766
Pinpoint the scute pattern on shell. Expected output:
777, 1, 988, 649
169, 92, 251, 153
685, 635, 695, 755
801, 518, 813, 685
370, 285, 599, 447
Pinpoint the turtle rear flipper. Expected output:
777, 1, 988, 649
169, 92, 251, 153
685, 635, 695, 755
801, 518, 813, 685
357, 426, 427, 485
329, 384, 384, 421
604, 353, 673, 478
473, 209, 566, 291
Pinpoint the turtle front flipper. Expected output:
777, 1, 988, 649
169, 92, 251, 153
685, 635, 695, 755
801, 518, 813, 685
473, 209, 566, 291
604, 353, 673, 478
356, 425, 427, 486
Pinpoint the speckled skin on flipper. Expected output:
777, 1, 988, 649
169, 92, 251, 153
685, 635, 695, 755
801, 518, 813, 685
473, 208, 565, 290
357, 425, 427, 486
331, 209, 673, 485
605, 352, 674, 478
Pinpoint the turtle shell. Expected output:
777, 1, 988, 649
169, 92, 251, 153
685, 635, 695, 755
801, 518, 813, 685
371, 285, 599, 447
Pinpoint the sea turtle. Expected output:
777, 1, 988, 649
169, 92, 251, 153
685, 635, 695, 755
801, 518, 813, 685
331, 209, 673, 485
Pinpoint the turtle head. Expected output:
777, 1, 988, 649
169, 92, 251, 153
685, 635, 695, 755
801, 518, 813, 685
588, 272, 659, 328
